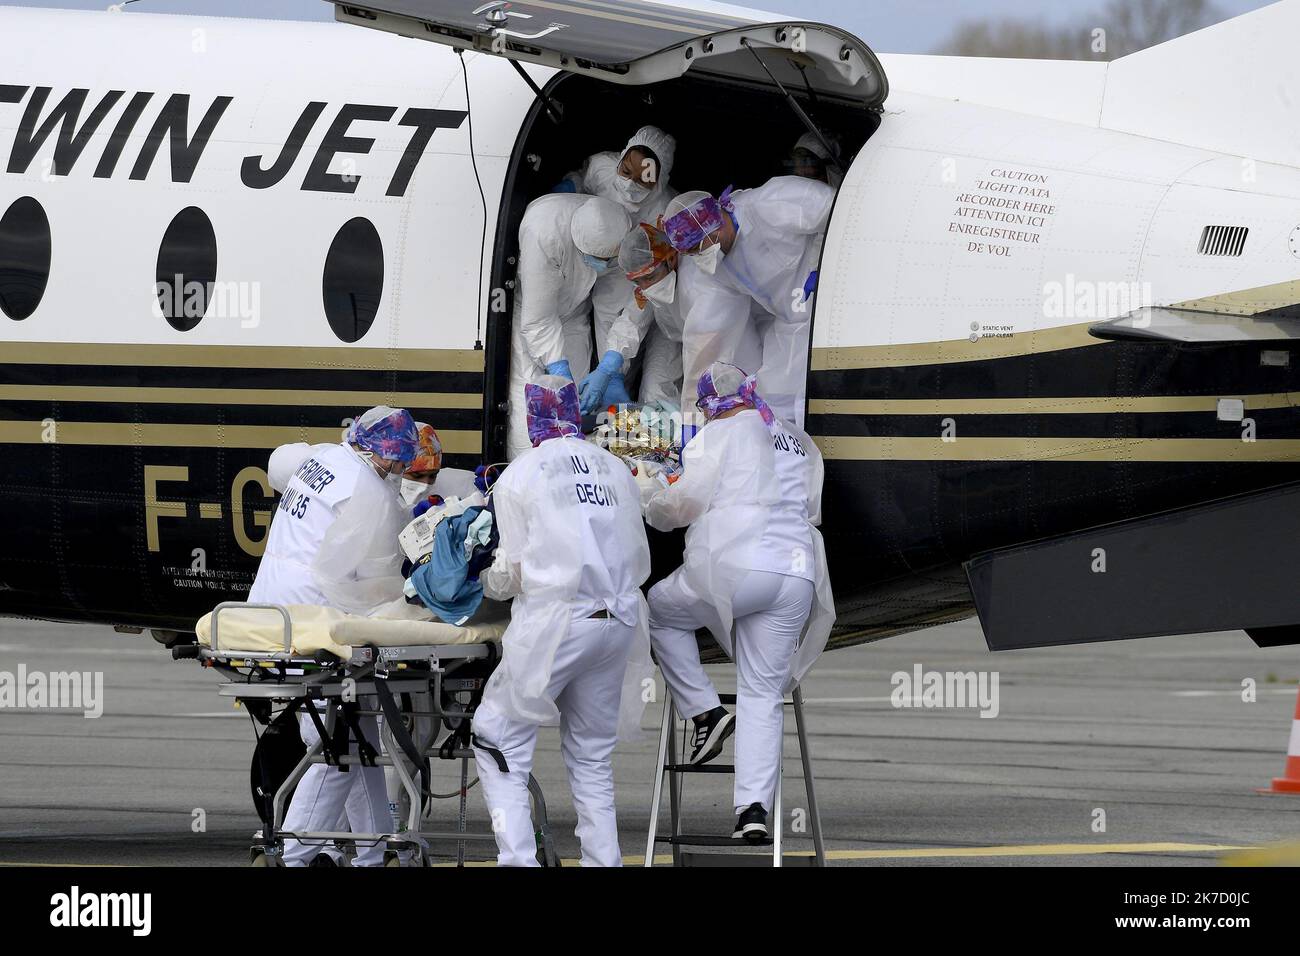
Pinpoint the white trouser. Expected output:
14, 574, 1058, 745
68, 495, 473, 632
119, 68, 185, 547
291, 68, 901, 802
472, 616, 635, 867
757, 317, 810, 428
282, 700, 391, 867
638, 324, 684, 407
507, 305, 594, 459
648, 569, 814, 813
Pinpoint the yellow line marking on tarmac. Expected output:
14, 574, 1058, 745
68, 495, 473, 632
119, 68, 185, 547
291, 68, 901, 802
817, 842, 1247, 861
428, 841, 1249, 867
3, 841, 1247, 868
0, 862, 129, 868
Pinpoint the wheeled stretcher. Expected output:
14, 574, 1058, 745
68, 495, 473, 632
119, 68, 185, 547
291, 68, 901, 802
176, 602, 559, 867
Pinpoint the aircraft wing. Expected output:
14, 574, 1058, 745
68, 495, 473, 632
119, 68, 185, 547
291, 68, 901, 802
1090, 280, 1300, 343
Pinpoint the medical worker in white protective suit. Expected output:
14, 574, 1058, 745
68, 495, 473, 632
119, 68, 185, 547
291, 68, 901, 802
473, 375, 653, 867
599, 222, 685, 408
604, 221, 764, 412
507, 194, 631, 458
787, 131, 845, 189
560, 126, 679, 414
250, 406, 419, 867
640, 364, 834, 843
662, 179, 835, 427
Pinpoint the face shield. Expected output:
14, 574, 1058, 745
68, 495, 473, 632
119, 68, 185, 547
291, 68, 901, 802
695, 362, 776, 427
663, 190, 724, 256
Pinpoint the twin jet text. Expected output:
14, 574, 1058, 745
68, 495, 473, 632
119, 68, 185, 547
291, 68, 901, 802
0, 86, 466, 196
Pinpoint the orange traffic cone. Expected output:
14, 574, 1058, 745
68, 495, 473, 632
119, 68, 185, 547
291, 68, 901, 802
1266, 685, 1300, 794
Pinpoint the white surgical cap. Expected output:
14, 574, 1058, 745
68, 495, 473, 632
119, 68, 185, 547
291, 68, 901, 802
570, 197, 631, 258
623, 125, 676, 185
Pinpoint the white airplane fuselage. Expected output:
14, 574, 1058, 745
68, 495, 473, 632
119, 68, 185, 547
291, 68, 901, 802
2, 4, 1299, 648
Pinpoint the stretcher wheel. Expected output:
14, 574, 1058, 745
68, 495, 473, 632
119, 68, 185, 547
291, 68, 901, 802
249, 846, 284, 867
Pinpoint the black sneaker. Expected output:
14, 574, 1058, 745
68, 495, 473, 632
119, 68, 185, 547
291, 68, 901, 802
689, 707, 735, 765
732, 803, 768, 843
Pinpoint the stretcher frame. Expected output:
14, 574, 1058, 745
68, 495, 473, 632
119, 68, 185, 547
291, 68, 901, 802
198, 602, 560, 867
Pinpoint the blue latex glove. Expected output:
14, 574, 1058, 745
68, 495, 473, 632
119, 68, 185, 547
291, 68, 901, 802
802, 269, 819, 303
578, 350, 624, 415
412, 494, 443, 518
545, 358, 574, 382
552, 179, 577, 194
600, 371, 631, 409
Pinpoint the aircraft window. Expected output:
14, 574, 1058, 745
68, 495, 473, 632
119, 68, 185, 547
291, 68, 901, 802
322, 217, 384, 343
156, 206, 218, 332
0, 196, 52, 321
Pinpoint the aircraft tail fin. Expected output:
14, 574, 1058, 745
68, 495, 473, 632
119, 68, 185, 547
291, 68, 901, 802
1100, 0, 1300, 168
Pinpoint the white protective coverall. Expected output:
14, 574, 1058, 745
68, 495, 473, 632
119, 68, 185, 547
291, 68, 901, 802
643, 409, 834, 813
605, 280, 689, 408
686, 177, 836, 426
507, 194, 629, 458
565, 127, 678, 360
675, 258, 766, 413
473, 434, 653, 866
250, 440, 408, 866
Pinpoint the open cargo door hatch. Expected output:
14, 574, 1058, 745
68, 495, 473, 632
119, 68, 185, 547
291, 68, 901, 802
328, 0, 887, 110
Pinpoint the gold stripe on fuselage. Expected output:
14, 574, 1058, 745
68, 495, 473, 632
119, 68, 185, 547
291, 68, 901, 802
810, 323, 1102, 371
1171, 278, 1300, 316
0, 385, 484, 409
816, 436, 1300, 463
0, 421, 482, 455
810, 393, 1300, 416
0, 342, 485, 372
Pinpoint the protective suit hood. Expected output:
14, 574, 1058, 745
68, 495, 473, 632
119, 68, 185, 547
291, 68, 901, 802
623, 125, 676, 191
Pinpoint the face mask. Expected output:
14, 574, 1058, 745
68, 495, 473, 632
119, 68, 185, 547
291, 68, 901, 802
352, 446, 387, 479
400, 478, 434, 507
582, 253, 615, 275
615, 174, 652, 205
696, 240, 724, 276
641, 269, 677, 305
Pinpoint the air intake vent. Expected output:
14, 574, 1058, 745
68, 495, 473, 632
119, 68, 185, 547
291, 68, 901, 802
1198, 225, 1249, 257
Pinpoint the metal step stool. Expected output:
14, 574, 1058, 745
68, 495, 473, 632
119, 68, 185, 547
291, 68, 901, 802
643, 688, 826, 867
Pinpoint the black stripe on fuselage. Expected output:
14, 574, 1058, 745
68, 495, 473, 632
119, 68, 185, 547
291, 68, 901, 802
0, 399, 483, 431
807, 408, 1300, 439
810, 341, 1300, 400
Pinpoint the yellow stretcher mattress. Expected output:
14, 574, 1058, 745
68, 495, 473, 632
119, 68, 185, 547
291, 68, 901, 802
196, 602, 508, 659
